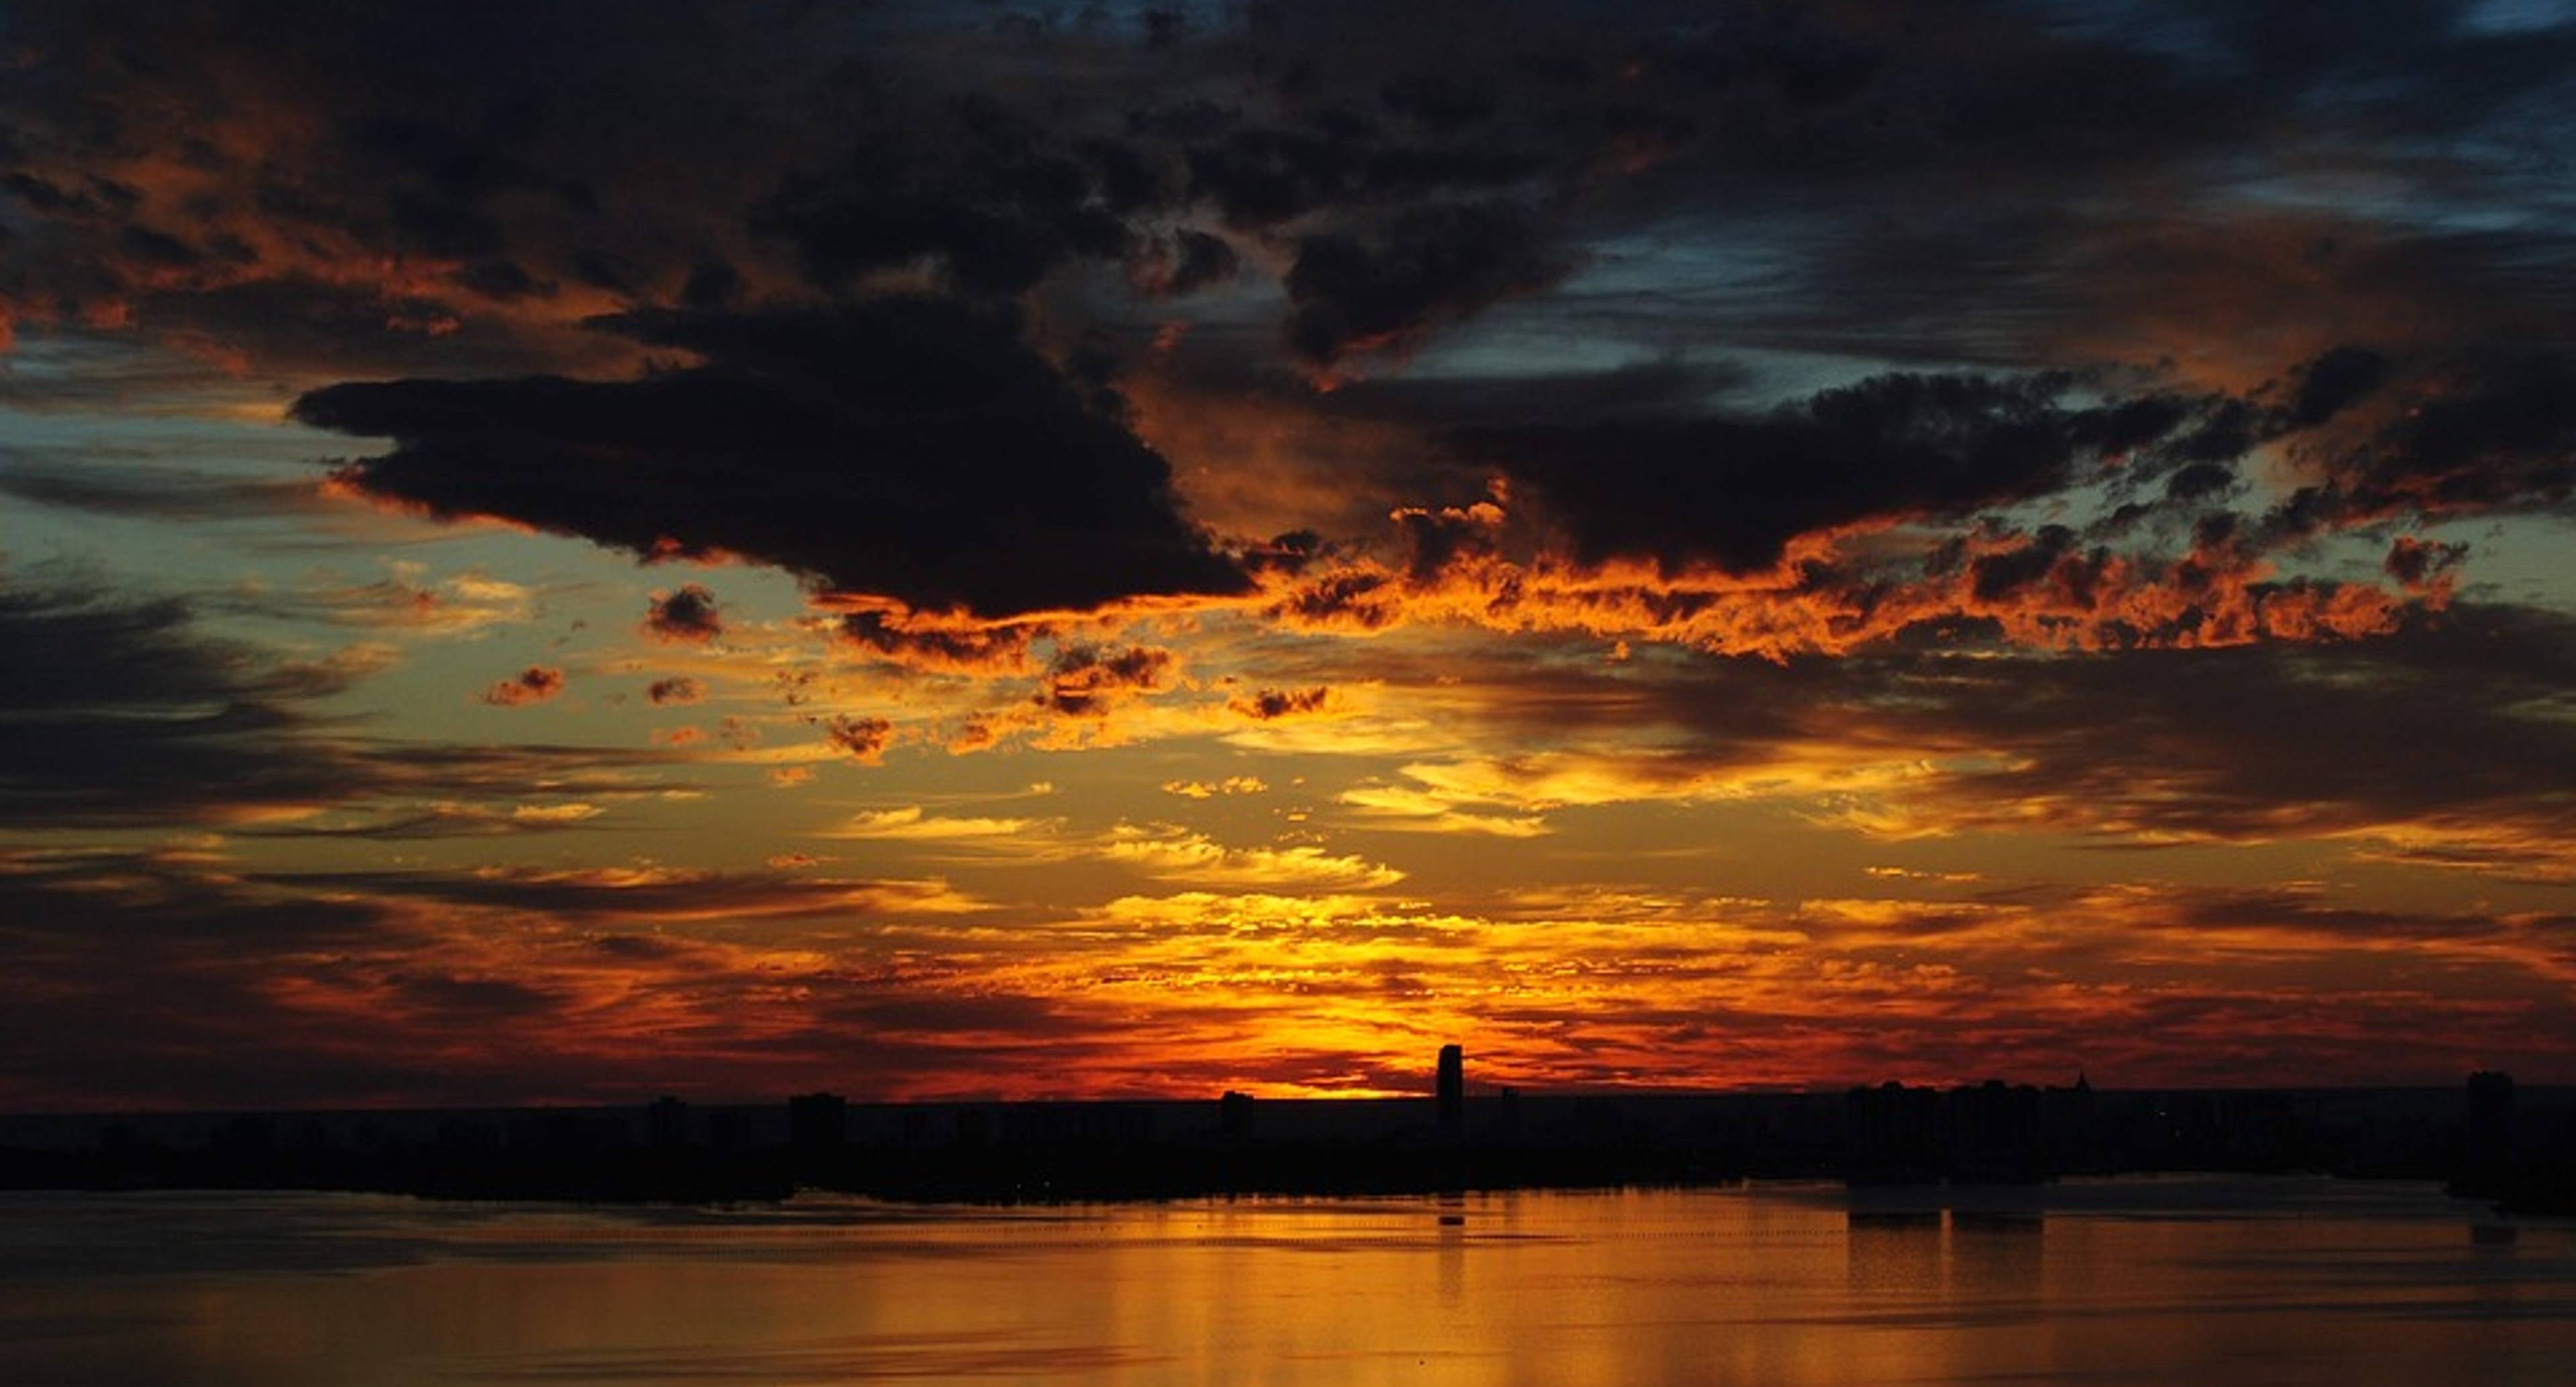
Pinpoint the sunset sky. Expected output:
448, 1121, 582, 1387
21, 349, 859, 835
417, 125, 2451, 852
3, 0, 2572, 1110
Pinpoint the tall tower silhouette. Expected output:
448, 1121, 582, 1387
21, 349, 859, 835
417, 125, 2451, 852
1436, 1044, 1464, 1137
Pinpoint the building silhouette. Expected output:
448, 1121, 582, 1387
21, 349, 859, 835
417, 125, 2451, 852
1436, 1044, 1464, 1137
1845, 1075, 2103, 1180
786, 1092, 847, 1153
7, 1070, 2567, 1206
646, 1095, 690, 1149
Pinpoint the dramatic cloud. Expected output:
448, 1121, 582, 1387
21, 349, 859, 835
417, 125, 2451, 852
755, 89, 1134, 299
246, 800, 608, 841
0, 852, 441, 1107
1841, 605, 2576, 865
0, 457, 321, 524
225, 571, 537, 637
1258, 499, 2421, 661
1128, 228, 1242, 298
836, 608, 1041, 673
642, 583, 722, 643
1230, 686, 1332, 720
294, 300, 1251, 617
480, 665, 564, 707
1097, 827, 1405, 891
644, 675, 703, 706
0, 577, 364, 827
820, 714, 894, 764
1450, 372, 2243, 577
257, 863, 988, 923
1285, 201, 1567, 370
828, 808, 1040, 845
1164, 777, 1268, 799
2384, 536, 2469, 596
7, 0, 2570, 391
3, 0, 2573, 1107
4, 843, 2567, 1109
2266, 351, 2576, 536
0, 573, 676, 835
1381, 602, 2576, 873
1038, 644, 1177, 717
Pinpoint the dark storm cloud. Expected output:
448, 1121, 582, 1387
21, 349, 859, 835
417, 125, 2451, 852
2288, 345, 2392, 429
290, 300, 1244, 615
1285, 201, 1570, 367
1401, 331, 2576, 600
1644, 5, 2571, 356
0, 1, 783, 368
1, 3, 2569, 641
1175, 106, 1544, 230
294, 299, 1251, 616
1449, 372, 2232, 575
2171, 0, 2576, 135
1312, 359, 1750, 429
2161, 461, 2237, 502
2259, 351, 2576, 542
3, 0, 2566, 469
756, 94, 1133, 298
95, 277, 586, 379
2345, 353, 2576, 510
1126, 228, 1241, 298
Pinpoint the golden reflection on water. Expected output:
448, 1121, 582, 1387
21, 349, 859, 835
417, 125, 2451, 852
3, 1181, 2573, 1386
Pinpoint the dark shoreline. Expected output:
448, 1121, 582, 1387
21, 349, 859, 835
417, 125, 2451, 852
5, 1080, 2569, 1212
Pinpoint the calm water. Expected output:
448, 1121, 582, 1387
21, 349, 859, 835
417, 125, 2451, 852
2, 1178, 2571, 1385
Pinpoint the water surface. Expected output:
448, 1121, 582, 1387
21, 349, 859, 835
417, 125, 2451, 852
3, 1178, 2569, 1385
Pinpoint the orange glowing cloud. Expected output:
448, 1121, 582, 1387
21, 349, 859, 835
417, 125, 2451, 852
480, 665, 566, 706
1254, 498, 2424, 661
